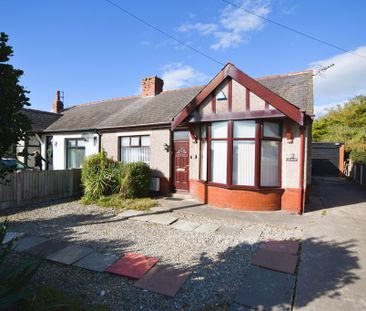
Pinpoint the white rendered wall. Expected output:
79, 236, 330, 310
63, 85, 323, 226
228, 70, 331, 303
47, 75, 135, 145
52, 132, 99, 170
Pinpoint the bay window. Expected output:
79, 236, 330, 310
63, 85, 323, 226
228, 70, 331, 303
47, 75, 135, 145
200, 120, 281, 188
120, 135, 150, 164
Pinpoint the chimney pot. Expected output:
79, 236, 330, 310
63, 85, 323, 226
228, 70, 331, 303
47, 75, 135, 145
141, 76, 164, 97
52, 90, 64, 113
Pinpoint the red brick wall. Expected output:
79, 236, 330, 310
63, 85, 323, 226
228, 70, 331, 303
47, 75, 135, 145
141, 77, 164, 97
190, 180, 304, 213
190, 180, 282, 211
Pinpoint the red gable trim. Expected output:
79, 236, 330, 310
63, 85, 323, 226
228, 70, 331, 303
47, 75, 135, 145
171, 63, 303, 130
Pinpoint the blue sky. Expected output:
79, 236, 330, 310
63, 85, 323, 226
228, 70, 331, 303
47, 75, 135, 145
2, 0, 366, 116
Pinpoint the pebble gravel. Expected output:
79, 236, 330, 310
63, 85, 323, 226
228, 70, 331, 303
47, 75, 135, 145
2, 200, 302, 311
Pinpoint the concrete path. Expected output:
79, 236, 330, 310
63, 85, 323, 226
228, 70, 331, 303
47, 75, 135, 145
294, 177, 366, 311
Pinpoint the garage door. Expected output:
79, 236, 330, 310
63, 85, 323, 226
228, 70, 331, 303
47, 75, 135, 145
312, 143, 341, 176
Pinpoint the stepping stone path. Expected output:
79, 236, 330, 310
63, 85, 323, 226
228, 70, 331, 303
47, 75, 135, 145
25, 239, 69, 258
47, 244, 93, 265
193, 223, 220, 234
148, 214, 178, 226
106, 253, 159, 279
12, 236, 48, 252
74, 252, 120, 272
2, 232, 24, 245
231, 239, 300, 310
10, 233, 189, 297
217, 225, 242, 236
135, 265, 191, 297
241, 229, 262, 243
171, 220, 200, 232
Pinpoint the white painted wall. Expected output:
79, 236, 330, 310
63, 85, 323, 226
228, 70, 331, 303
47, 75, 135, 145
50, 132, 99, 170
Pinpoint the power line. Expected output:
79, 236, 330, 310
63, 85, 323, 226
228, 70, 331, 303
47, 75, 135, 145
221, 0, 366, 61
103, 0, 225, 66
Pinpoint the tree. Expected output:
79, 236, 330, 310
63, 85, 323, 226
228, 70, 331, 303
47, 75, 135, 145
313, 95, 366, 163
0, 32, 31, 178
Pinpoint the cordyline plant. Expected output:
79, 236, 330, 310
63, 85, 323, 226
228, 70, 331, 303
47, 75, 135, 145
0, 219, 40, 308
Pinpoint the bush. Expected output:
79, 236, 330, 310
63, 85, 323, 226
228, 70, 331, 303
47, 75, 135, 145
81, 151, 123, 199
120, 162, 151, 199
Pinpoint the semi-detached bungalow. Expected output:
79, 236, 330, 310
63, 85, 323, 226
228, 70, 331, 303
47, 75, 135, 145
39, 63, 313, 214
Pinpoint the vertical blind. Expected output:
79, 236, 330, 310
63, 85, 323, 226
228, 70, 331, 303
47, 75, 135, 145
211, 141, 227, 183
232, 141, 255, 186
260, 140, 280, 186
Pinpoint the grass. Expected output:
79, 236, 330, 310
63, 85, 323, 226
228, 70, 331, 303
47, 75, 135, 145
15, 285, 108, 311
80, 194, 159, 211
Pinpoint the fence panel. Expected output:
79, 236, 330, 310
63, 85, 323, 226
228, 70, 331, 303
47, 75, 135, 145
0, 169, 82, 209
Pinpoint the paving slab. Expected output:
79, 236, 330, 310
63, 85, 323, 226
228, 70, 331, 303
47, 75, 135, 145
234, 266, 295, 310
241, 229, 262, 243
150, 206, 172, 213
229, 303, 252, 311
133, 215, 154, 222
73, 252, 120, 272
263, 240, 300, 255
134, 265, 191, 297
106, 253, 158, 279
47, 244, 94, 265
193, 223, 220, 234
2, 232, 24, 245
25, 239, 69, 258
171, 220, 201, 232
148, 214, 178, 226
12, 236, 48, 252
251, 248, 298, 275
114, 209, 145, 219
217, 225, 242, 236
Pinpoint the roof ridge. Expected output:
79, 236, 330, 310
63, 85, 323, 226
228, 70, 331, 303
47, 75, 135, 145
256, 70, 313, 81
22, 107, 60, 116
161, 85, 204, 94
67, 94, 141, 109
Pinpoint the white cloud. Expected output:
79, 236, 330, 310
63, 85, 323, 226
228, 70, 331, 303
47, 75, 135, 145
178, 0, 271, 50
178, 22, 218, 35
311, 46, 366, 118
311, 46, 366, 104
161, 63, 209, 89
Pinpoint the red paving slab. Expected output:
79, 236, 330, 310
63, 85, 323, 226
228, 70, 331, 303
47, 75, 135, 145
251, 248, 299, 275
106, 253, 158, 279
263, 240, 300, 255
134, 265, 191, 297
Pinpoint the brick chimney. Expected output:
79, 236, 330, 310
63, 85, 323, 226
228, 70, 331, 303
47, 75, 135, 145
141, 76, 164, 97
52, 90, 64, 113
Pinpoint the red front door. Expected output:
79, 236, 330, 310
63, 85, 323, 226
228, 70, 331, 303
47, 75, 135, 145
174, 141, 190, 191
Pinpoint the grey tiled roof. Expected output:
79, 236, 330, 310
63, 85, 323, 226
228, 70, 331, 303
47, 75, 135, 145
258, 71, 313, 114
44, 71, 313, 132
21, 108, 61, 132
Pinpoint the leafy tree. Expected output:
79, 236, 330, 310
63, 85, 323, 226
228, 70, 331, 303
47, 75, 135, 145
313, 95, 366, 163
0, 32, 31, 178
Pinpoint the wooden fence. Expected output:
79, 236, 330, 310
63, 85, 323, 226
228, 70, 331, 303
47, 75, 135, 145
0, 169, 82, 209
350, 163, 366, 186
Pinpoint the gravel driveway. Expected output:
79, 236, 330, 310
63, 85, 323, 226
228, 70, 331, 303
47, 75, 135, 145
2, 201, 302, 310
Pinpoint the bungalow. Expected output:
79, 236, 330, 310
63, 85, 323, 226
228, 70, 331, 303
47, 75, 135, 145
41, 63, 313, 214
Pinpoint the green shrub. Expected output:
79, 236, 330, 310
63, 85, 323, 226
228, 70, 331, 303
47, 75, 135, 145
81, 151, 124, 199
120, 162, 151, 199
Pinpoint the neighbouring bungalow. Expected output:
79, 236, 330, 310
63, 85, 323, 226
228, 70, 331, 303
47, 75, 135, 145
39, 63, 313, 214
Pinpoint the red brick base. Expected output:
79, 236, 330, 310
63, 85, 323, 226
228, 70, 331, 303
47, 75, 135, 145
190, 180, 304, 214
